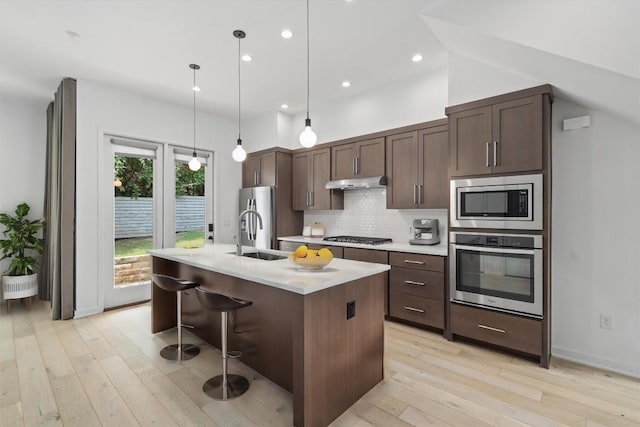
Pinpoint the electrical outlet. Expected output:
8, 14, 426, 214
346, 300, 356, 319
600, 314, 613, 330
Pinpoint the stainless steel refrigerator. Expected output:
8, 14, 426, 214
238, 186, 275, 249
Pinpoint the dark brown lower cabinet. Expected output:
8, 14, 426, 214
450, 303, 542, 356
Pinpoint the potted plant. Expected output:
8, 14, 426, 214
0, 202, 44, 309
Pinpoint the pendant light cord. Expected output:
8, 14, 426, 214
306, 0, 310, 120
238, 35, 242, 140
192, 67, 197, 154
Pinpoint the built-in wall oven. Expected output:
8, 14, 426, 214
449, 231, 543, 318
450, 174, 543, 230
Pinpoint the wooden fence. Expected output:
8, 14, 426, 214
114, 196, 205, 239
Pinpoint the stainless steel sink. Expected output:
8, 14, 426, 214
229, 251, 287, 261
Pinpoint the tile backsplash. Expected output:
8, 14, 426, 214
303, 188, 448, 245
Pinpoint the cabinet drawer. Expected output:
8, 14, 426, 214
389, 252, 444, 272
343, 247, 388, 264
389, 268, 443, 300
450, 304, 541, 356
389, 292, 443, 328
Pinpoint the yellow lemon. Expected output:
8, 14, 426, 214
306, 249, 318, 258
293, 245, 308, 258
318, 248, 333, 260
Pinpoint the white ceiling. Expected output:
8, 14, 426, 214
1, 0, 638, 124
0, 0, 447, 119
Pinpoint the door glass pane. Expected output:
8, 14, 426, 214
175, 161, 205, 248
113, 155, 154, 287
457, 249, 534, 302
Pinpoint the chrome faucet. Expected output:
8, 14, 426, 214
237, 209, 263, 256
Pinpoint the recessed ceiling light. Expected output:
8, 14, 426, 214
281, 104, 289, 109
242, 54, 252, 62
412, 53, 423, 62
281, 29, 293, 39
341, 81, 351, 88
192, 86, 200, 92
66, 30, 80, 40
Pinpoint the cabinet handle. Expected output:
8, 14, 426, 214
257, 170, 261, 185
403, 306, 425, 313
477, 324, 506, 334
418, 184, 423, 204
309, 191, 314, 207
352, 158, 356, 175
404, 280, 425, 287
485, 142, 490, 167
355, 157, 360, 175
404, 259, 425, 265
493, 141, 498, 166
306, 191, 309, 207
413, 185, 417, 204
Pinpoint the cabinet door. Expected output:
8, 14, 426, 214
258, 152, 277, 186
309, 148, 331, 210
386, 131, 419, 209
449, 106, 492, 177
331, 143, 356, 180
418, 125, 449, 209
292, 152, 310, 210
492, 95, 543, 174
355, 138, 385, 177
242, 155, 260, 187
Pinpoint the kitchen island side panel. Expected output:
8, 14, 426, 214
296, 272, 385, 427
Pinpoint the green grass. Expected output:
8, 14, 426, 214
115, 231, 205, 257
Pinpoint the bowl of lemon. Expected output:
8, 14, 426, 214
289, 245, 334, 271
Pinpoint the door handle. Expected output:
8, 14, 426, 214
493, 141, 498, 166
485, 142, 490, 167
403, 306, 425, 313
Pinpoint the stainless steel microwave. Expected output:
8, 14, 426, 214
450, 174, 543, 230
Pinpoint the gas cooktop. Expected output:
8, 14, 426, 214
323, 236, 393, 245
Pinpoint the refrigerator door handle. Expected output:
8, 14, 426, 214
251, 198, 258, 240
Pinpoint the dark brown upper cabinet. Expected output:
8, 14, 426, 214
331, 137, 385, 180
242, 151, 276, 187
447, 86, 552, 178
292, 148, 343, 211
386, 120, 449, 209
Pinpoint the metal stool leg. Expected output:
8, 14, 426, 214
160, 290, 200, 361
202, 311, 250, 400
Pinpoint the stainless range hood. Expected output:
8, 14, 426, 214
325, 176, 387, 190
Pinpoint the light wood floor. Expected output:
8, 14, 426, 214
1, 299, 639, 427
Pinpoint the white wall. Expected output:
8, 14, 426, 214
552, 98, 640, 377
449, 53, 640, 377
75, 80, 239, 317
0, 95, 47, 279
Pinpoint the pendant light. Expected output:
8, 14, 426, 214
232, 30, 247, 162
299, 0, 317, 148
188, 63, 202, 171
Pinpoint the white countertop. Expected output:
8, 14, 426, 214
278, 236, 448, 257
148, 244, 390, 295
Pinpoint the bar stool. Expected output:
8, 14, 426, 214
152, 274, 201, 361
196, 287, 253, 400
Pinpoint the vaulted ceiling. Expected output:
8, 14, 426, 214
1, 0, 637, 124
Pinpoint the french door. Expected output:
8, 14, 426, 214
102, 136, 213, 310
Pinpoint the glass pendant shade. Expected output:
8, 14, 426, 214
232, 139, 247, 162
299, 117, 317, 148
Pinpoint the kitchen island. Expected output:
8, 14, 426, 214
149, 244, 390, 427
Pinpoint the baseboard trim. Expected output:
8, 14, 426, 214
552, 345, 640, 379
74, 306, 102, 319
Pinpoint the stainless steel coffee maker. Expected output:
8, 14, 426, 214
409, 219, 440, 245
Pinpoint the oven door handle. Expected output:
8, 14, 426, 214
451, 244, 539, 255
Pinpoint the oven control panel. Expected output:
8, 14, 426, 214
452, 233, 539, 249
